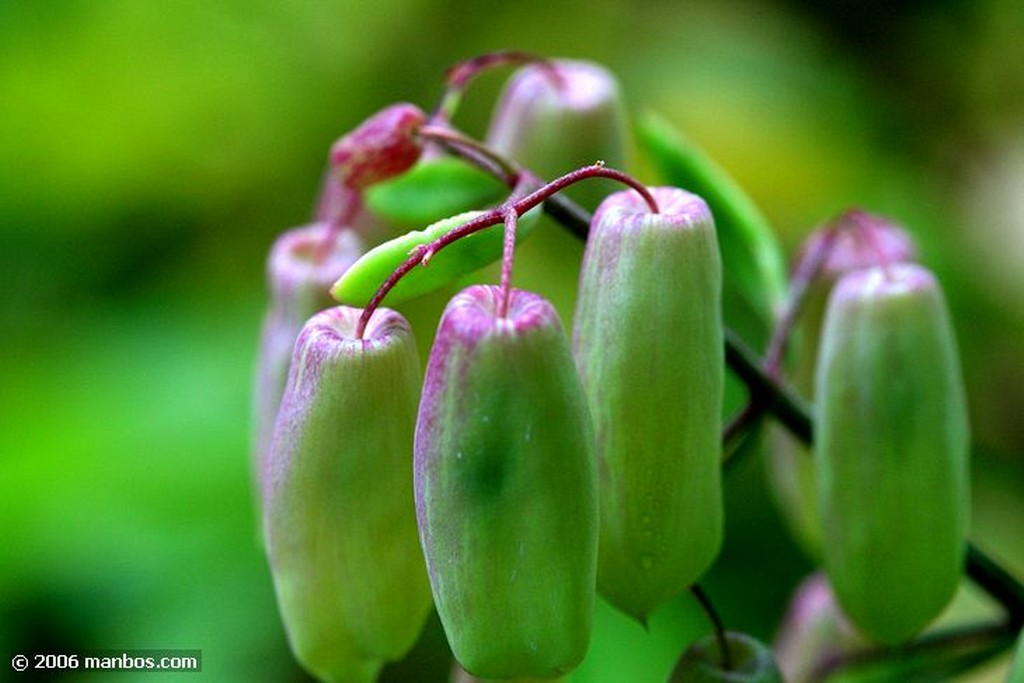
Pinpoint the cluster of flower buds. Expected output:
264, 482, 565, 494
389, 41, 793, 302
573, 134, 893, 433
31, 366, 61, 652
252, 51, 977, 683
767, 209, 918, 558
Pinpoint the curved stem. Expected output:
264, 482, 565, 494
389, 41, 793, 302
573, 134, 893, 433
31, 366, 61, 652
418, 124, 520, 182
435, 50, 558, 124
810, 620, 1015, 683
354, 162, 656, 338
691, 585, 733, 671
763, 224, 840, 377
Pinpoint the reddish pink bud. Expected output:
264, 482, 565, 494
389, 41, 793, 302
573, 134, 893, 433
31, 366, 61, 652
330, 103, 426, 190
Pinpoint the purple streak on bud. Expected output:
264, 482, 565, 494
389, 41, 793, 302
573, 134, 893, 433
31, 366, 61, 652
331, 103, 426, 190
252, 224, 364, 504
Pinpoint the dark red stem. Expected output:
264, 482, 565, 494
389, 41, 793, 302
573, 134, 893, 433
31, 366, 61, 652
353, 162, 658, 338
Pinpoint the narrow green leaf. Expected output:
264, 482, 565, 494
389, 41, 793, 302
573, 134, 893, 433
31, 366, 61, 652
365, 157, 507, 227
331, 207, 541, 308
637, 112, 787, 342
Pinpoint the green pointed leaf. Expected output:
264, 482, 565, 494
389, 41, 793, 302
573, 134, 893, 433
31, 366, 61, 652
637, 112, 787, 345
331, 207, 541, 308
365, 157, 508, 227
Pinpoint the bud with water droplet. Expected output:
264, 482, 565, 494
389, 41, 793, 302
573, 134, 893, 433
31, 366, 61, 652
815, 262, 969, 644
573, 186, 724, 623
415, 285, 597, 679
264, 306, 431, 682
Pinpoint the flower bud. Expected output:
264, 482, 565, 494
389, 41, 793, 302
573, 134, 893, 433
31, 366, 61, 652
264, 306, 431, 682
573, 187, 723, 623
486, 59, 629, 211
669, 632, 783, 683
252, 224, 364, 499
768, 210, 916, 559
331, 103, 426, 190
415, 285, 597, 680
815, 263, 969, 644
774, 573, 865, 683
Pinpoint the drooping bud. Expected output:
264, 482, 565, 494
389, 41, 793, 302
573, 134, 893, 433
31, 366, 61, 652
774, 573, 865, 683
815, 263, 969, 644
415, 285, 597, 680
669, 632, 783, 683
330, 103, 426, 190
573, 186, 723, 622
768, 209, 916, 559
252, 224, 364, 502
264, 306, 431, 682
486, 59, 629, 211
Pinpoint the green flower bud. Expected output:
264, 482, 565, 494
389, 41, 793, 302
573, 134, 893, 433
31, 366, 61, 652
573, 186, 723, 623
264, 306, 431, 682
252, 224, 364, 503
415, 285, 598, 680
669, 632, 783, 683
815, 263, 969, 644
768, 210, 916, 559
486, 59, 630, 211
774, 573, 865, 683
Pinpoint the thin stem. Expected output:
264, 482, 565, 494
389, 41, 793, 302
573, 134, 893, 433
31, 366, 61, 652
497, 205, 518, 319
418, 124, 520, 182
723, 329, 813, 443
810, 620, 1015, 683
966, 543, 1024, 629
435, 51, 558, 124
763, 225, 840, 377
848, 208, 897, 283
354, 162, 656, 338
690, 585, 733, 671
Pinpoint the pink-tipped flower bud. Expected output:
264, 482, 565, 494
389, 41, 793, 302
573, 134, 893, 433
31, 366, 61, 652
774, 573, 865, 683
330, 103, 426, 190
768, 209, 917, 559
486, 59, 629, 211
415, 285, 597, 680
573, 186, 723, 623
252, 224, 364, 502
264, 306, 431, 682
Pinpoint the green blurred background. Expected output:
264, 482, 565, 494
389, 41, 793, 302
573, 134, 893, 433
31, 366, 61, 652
1, 0, 1022, 680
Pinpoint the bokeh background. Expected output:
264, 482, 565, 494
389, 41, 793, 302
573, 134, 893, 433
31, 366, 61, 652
1, 0, 1022, 681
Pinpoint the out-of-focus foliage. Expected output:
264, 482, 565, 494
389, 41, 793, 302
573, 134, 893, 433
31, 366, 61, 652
1, 0, 1022, 681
